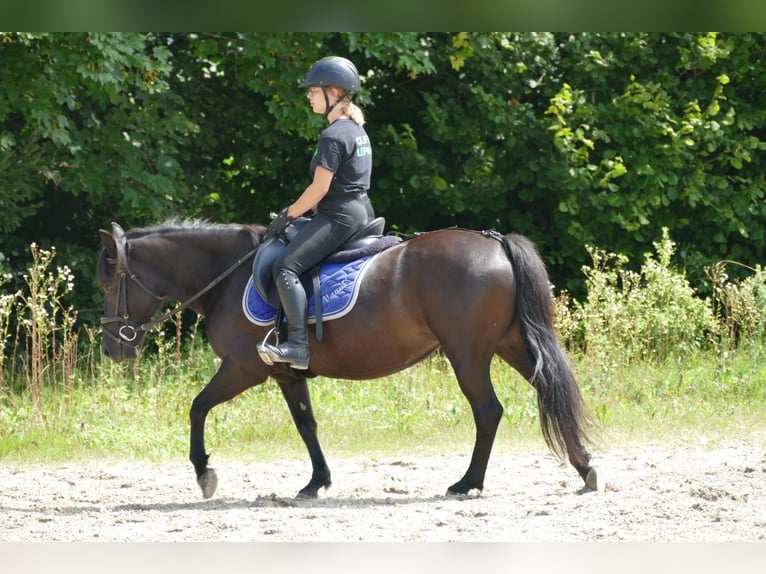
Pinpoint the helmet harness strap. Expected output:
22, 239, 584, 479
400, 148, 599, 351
321, 87, 350, 119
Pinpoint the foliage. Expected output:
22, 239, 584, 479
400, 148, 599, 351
1, 32, 765, 319
0, 272, 19, 390
708, 261, 766, 347
543, 33, 766, 292
559, 228, 717, 364
0, 32, 190, 319
1, 244, 79, 422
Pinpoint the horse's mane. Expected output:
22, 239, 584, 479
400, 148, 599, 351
128, 218, 265, 240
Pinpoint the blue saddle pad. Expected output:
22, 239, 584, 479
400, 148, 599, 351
243, 254, 375, 326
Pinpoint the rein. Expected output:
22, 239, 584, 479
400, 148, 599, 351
101, 238, 259, 348
147, 245, 259, 327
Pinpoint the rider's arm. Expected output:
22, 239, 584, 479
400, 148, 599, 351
287, 165, 334, 218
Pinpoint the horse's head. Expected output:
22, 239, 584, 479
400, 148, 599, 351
97, 222, 166, 363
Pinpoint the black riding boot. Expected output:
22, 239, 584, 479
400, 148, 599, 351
257, 269, 310, 370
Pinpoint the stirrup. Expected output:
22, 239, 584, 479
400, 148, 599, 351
256, 327, 279, 366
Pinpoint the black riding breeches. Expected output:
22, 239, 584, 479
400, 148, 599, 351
273, 193, 374, 279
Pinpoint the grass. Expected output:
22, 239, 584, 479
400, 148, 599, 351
573, 346, 766, 447
1, 343, 764, 466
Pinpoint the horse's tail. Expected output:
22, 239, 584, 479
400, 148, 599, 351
501, 233, 591, 466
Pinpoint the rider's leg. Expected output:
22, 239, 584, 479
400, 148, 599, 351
259, 269, 310, 369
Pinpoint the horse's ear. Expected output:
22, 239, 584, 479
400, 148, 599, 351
111, 222, 125, 238
99, 228, 117, 254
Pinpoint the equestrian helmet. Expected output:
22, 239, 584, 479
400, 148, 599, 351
300, 56, 360, 93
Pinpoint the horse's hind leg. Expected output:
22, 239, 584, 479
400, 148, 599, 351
446, 358, 504, 495
277, 375, 332, 498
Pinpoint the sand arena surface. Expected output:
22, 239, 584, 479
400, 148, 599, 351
1, 434, 764, 542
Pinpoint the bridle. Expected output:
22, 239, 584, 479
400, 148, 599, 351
99, 254, 164, 348
100, 231, 258, 351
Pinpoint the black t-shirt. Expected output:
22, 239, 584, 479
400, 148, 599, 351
310, 118, 372, 198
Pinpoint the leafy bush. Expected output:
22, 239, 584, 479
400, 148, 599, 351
709, 261, 766, 348
559, 228, 716, 363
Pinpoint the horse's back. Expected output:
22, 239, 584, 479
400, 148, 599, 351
384, 228, 513, 299
310, 229, 516, 378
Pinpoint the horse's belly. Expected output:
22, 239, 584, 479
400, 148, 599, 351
309, 316, 439, 380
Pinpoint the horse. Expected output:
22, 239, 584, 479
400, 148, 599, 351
97, 219, 601, 499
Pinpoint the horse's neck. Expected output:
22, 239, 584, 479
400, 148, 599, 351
135, 230, 249, 310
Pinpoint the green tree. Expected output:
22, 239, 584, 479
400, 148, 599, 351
542, 32, 766, 291
0, 32, 191, 313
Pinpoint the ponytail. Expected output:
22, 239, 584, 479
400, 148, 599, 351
341, 100, 366, 126
327, 85, 366, 126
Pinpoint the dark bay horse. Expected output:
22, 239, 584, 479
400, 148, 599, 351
97, 220, 601, 499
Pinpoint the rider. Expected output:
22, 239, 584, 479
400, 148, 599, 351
257, 56, 375, 370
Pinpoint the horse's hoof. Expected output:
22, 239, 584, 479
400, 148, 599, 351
296, 489, 318, 500
585, 467, 604, 492
198, 468, 218, 499
446, 480, 483, 496
296, 477, 331, 499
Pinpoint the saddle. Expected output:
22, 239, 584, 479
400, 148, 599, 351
252, 216, 390, 340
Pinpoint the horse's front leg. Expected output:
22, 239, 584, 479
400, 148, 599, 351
189, 358, 260, 498
277, 374, 332, 498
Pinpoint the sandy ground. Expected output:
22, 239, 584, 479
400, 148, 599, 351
1, 433, 764, 543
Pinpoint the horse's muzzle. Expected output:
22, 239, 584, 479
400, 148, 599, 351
102, 338, 141, 363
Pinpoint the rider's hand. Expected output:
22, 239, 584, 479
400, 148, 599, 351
266, 208, 294, 238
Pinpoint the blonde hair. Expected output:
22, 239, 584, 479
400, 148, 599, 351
328, 85, 366, 126
339, 100, 365, 126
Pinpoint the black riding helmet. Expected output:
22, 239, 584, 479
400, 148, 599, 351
300, 56, 360, 92
300, 56, 360, 118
